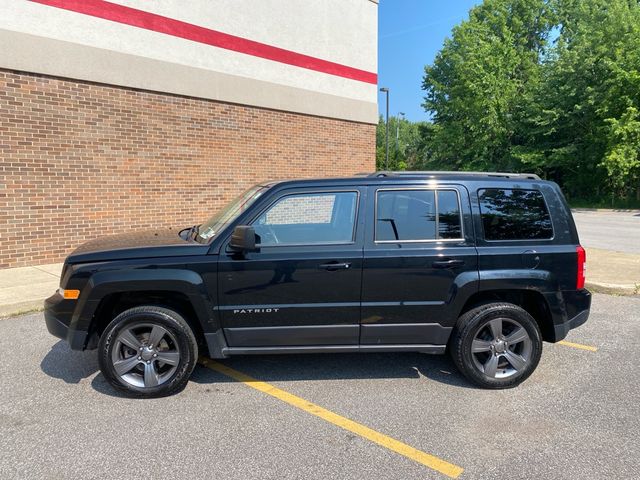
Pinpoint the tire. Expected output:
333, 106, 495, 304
449, 302, 542, 389
98, 306, 198, 398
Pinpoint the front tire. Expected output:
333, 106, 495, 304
449, 302, 542, 389
98, 306, 198, 398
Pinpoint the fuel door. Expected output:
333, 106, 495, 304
522, 249, 540, 269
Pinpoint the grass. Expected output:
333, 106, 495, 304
0, 305, 45, 320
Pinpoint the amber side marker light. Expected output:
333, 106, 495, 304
59, 289, 80, 300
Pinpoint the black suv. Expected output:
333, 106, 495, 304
45, 172, 590, 397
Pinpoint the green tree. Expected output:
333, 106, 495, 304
523, 0, 640, 200
421, 0, 640, 204
422, 0, 554, 171
376, 115, 427, 171
604, 108, 640, 199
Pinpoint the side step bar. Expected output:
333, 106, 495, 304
204, 330, 447, 358
222, 344, 446, 356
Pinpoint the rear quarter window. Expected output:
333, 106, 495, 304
478, 188, 553, 241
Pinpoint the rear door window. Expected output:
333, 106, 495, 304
375, 189, 463, 242
478, 188, 553, 240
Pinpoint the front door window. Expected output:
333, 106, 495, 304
253, 191, 358, 246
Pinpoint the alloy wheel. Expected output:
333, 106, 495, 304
111, 323, 181, 388
470, 317, 533, 379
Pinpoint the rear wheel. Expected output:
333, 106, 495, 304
449, 303, 542, 389
98, 306, 198, 398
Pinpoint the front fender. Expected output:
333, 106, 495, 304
69, 268, 217, 337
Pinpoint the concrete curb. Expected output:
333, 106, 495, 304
585, 281, 639, 296
0, 301, 45, 319
0, 262, 63, 319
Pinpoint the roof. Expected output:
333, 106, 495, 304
264, 171, 545, 189
363, 171, 541, 180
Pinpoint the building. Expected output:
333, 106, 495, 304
0, 0, 378, 268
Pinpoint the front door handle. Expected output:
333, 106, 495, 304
432, 259, 465, 269
319, 262, 352, 271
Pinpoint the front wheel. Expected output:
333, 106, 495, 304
98, 306, 198, 398
449, 302, 542, 389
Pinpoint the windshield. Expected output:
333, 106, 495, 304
196, 184, 269, 242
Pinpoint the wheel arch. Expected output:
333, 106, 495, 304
89, 290, 209, 355
74, 268, 217, 352
458, 289, 555, 342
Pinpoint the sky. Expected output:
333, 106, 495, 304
377, 0, 481, 122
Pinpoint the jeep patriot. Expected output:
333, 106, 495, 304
45, 172, 591, 397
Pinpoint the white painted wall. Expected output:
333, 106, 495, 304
0, 0, 379, 123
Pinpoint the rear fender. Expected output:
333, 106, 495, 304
477, 269, 566, 326
479, 269, 558, 293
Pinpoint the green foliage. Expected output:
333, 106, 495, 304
422, 0, 553, 172
375, 115, 426, 171
604, 107, 640, 191
419, 0, 640, 202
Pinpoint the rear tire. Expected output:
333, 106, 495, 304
449, 302, 542, 389
98, 306, 198, 398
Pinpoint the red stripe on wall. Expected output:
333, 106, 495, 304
28, 0, 378, 84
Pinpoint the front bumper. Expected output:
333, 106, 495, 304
553, 289, 592, 341
44, 292, 88, 350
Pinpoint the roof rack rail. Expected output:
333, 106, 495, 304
369, 171, 541, 180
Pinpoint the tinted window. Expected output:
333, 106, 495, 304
438, 190, 462, 239
253, 192, 357, 246
376, 189, 462, 241
478, 189, 553, 240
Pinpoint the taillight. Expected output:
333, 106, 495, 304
576, 245, 586, 289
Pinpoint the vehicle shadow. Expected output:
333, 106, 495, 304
93, 352, 478, 398
39, 341, 142, 398
40, 340, 99, 384
190, 352, 477, 389
40, 341, 476, 397
90, 374, 135, 398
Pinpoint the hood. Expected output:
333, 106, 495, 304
67, 229, 210, 263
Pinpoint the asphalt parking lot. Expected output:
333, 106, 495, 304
0, 293, 638, 480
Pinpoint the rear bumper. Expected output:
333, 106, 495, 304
553, 289, 591, 341
553, 309, 590, 341
44, 292, 88, 350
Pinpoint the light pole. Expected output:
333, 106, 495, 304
380, 87, 389, 170
396, 112, 405, 153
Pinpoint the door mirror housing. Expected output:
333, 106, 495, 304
229, 225, 258, 252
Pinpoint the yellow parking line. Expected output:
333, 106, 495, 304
199, 358, 464, 479
557, 340, 598, 352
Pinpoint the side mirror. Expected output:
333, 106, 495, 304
229, 225, 258, 252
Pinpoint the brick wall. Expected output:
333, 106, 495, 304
0, 69, 375, 268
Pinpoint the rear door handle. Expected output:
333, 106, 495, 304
319, 262, 352, 271
432, 259, 465, 269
